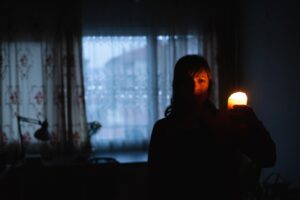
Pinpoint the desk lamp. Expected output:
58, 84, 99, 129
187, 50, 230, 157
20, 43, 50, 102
17, 115, 50, 159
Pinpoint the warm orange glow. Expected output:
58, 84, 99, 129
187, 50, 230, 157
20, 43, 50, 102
227, 92, 248, 109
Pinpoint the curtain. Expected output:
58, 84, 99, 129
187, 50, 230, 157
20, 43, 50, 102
203, 25, 219, 108
0, 2, 87, 162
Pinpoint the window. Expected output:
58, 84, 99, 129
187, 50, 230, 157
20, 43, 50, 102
82, 34, 203, 152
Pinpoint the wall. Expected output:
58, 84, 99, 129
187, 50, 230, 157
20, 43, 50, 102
237, 0, 300, 187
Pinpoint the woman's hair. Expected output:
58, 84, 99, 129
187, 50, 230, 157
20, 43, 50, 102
165, 55, 213, 117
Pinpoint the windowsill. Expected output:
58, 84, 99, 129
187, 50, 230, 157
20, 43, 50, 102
89, 150, 148, 164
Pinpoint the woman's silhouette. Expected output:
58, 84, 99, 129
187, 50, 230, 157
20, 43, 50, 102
148, 55, 276, 200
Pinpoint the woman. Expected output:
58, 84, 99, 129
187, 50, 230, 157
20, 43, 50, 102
148, 55, 276, 200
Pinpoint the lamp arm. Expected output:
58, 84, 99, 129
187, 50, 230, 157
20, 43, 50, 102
16, 115, 34, 160
17, 115, 41, 125
17, 115, 41, 159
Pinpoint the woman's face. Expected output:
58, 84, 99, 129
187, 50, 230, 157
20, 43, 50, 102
193, 70, 209, 97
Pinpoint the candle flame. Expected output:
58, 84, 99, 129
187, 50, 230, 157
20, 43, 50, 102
227, 92, 248, 109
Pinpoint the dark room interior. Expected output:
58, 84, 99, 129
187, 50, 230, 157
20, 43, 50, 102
1, 0, 300, 199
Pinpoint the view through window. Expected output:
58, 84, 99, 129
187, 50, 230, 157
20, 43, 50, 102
82, 35, 202, 152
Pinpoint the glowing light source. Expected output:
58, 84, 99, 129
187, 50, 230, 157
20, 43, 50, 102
227, 92, 248, 109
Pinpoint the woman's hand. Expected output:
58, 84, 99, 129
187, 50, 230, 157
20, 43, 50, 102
229, 105, 259, 124
213, 105, 260, 138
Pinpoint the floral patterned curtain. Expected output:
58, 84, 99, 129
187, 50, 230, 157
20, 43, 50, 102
0, 4, 87, 162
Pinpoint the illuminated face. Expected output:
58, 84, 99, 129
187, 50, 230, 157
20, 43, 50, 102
193, 70, 209, 97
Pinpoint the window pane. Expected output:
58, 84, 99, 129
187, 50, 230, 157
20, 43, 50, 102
83, 36, 149, 151
82, 35, 202, 152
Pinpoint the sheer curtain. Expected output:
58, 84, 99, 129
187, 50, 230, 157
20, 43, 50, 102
0, 2, 87, 162
82, 33, 206, 152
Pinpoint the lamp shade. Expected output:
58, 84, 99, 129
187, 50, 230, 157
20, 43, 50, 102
87, 121, 102, 136
34, 120, 50, 141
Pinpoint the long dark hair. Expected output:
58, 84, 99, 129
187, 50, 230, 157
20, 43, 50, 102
165, 55, 213, 117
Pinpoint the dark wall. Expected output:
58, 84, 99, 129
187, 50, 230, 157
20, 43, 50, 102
81, 0, 216, 35
237, 0, 300, 187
